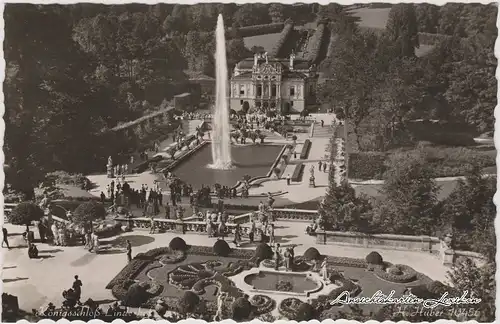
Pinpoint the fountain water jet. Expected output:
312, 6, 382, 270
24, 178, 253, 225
208, 14, 233, 170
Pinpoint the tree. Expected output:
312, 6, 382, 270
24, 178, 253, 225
385, 4, 419, 57
268, 4, 285, 23
8, 202, 44, 231
448, 258, 495, 321
73, 201, 106, 227
178, 291, 200, 314
373, 150, 439, 235
415, 4, 440, 33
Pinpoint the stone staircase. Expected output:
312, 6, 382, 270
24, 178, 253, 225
312, 124, 334, 138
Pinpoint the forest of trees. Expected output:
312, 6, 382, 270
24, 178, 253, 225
318, 3, 496, 151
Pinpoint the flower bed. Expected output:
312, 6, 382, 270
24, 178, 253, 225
373, 263, 417, 283
328, 256, 368, 269
300, 139, 311, 159
250, 295, 276, 315
278, 297, 303, 319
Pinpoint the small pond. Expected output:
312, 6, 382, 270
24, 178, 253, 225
244, 271, 319, 293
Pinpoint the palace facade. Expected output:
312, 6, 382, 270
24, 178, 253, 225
229, 53, 318, 113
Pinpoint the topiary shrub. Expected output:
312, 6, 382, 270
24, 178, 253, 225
122, 282, 150, 307
177, 291, 200, 314
303, 247, 321, 261
8, 202, 43, 231
365, 251, 383, 265
254, 243, 273, 261
213, 240, 231, 257
169, 237, 188, 251
295, 302, 315, 321
231, 297, 252, 321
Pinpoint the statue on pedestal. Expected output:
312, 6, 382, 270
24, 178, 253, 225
107, 156, 114, 178
309, 165, 315, 188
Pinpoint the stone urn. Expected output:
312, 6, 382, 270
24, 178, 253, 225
309, 176, 315, 188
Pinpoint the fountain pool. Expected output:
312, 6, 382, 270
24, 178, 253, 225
170, 144, 284, 188
244, 271, 321, 295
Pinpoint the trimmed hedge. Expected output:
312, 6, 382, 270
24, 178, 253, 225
271, 20, 295, 57
303, 247, 321, 261
366, 251, 384, 265
306, 22, 326, 63
291, 163, 304, 182
254, 243, 273, 261
213, 240, 231, 257
300, 140, 311, 159
169, 237, 188, 251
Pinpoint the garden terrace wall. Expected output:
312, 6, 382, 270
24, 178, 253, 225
270, 20, 294, 57
300, 140, 311, 159
316, 231, 441, 253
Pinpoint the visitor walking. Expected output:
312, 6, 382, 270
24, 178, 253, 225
284, 248, 291, 271
318, 161, 322, 170
218, 220, 226, 240
321, 120, 324, 127
126, 240, 132, 262
72, 275, 83, 304
249, 220, 255, 243
233, 223, 241, 247
2, 227, 10, 249
286, 174, 291, 185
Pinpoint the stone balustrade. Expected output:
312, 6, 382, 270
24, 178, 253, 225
270, 208, 318, 222
114, 216, 258, 237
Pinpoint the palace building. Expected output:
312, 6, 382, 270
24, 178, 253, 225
229, 53, 318, 113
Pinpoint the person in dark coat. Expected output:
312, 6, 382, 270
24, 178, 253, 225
2, 227, 9, 249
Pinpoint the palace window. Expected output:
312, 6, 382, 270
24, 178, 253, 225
290, 86, 295, 96
240, 100, 244, 105
240, 85, 245, 95
271, 84, 277, 97
257, 84, 262, 97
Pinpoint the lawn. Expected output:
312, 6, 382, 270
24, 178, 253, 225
347, 7, 391, 30
243, 33, 282, 53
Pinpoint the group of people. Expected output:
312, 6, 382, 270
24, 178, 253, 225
273, 243, 296, 271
